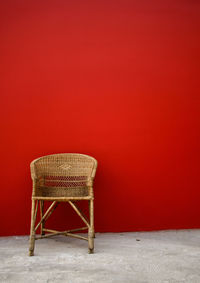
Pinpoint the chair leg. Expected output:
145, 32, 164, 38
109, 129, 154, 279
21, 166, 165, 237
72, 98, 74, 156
29, 199, 37, 256
88, 199, 94, 254
88, 200, 95, 238
40, 200, 45, 236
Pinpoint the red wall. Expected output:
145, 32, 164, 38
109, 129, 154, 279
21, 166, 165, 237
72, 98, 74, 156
1, 0, 200, 236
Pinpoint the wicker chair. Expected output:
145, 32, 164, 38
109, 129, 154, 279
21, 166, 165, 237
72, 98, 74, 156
29, 153, 97, 256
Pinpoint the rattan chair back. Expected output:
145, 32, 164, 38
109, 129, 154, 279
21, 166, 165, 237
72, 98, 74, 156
30, 153, 97, 198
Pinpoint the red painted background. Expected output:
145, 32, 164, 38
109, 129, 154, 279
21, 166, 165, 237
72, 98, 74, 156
1, 0, 200, 236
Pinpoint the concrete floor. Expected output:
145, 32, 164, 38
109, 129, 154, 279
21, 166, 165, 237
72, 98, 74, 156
0, 230, 200, 283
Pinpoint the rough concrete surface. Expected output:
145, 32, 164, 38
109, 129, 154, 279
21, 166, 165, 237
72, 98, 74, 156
0, 230, 200, 283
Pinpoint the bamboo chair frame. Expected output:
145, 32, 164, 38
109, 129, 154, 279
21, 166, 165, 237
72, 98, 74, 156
29, 153, 97, 256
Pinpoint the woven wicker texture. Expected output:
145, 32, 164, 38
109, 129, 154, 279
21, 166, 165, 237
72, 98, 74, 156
31, 153, 97, 198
